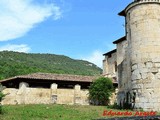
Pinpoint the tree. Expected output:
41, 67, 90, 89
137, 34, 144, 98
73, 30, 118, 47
0, 84, 5, 114
89, 77, 114, 105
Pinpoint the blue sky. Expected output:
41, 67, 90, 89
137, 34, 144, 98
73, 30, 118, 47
0, 0, 131, 67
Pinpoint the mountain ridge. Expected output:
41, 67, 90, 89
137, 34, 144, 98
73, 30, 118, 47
0, 51, 102, 80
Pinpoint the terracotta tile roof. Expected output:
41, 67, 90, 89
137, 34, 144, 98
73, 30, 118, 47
0, 73, 118, 84
0, 73, 97, 83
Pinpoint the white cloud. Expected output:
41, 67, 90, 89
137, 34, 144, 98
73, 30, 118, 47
82, 50, 104, 68
0, 0, 62, 41
0, 44, 31, 53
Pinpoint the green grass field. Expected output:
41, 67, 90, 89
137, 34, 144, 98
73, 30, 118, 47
0, 104, 108, 120
1, 104, 157, 120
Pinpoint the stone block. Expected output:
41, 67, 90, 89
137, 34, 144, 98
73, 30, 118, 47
135, 97, 140, 102
51, 83, 58, 89
133, 69, 140, 75
132, 84, 142, 89
155, 63, 160, 68
132, 64, 138, 70
131, 73, 141, 80
75, 85, 81, 90
132, 69, 142, 80
135, 102, 144, 109
19, 82, 29, 89
153, 82, 160, 88
146, 62, 153, 68
143, 103, 154, 109
17, 82, 28, 95
132, 84, 139, 89
144, 83, 152, 89
156, 73, 160, 79
139, 97, 148, 103
150, 98, 158, 103
152, 57, 160, 62
151, 68, 158, 74
138, 63, 145, 68
147, 73, 155, 80
139, 68, 148, 73
141, 73, 147, 79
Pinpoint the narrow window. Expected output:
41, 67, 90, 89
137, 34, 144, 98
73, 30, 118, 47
115, 61, 117, 72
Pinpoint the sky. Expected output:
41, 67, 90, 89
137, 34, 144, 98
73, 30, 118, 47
0, 0, 132, 68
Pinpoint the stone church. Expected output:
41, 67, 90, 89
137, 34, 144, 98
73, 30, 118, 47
103, 0, 160, 111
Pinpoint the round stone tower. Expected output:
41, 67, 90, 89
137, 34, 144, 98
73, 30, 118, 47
125, 0, 160, 111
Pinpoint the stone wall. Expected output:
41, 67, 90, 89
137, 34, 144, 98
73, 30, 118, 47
1, 83, 89, 105
116, 40, 128, 90
109, 88, 118, 105
116, 40, 129, 106
1, 82, 117, 106
123, 1, 160, 111
103, 52, 118, 105
103, 52, 117, 78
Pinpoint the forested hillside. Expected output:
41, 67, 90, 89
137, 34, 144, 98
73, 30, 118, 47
0, 51, 102, 80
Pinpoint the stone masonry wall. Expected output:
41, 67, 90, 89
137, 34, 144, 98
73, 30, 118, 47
116, 40, 129, 105
125, 2, 160, 111
1, 82, 117, 105
103, 52, 117, 78
1, 83, 89, 105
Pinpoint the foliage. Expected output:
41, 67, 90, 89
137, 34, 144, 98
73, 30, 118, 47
0, 92, 4, 102
0, 51, 102, 80
107, 102, 121, 109
0, 84, 5, 114
89, 77, 114, 105
0, 104, 108, 120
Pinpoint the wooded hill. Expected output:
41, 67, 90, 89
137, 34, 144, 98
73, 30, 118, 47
0, 51, 102, 80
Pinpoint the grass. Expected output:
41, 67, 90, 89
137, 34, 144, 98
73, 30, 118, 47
0, 104, 108, 120
0, 104, 157, 120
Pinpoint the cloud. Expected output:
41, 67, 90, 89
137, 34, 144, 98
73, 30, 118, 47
0, 0, 62, 41
0, 44, 31, 53
82, 50, 104, 68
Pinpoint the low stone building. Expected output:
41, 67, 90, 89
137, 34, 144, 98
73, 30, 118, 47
0, 73, 95, 105
0, 73, 117, 105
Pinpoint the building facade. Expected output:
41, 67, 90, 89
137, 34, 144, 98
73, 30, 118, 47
0, 73, 117, 105
103, 0, 160, 111
0, 73, 94, 105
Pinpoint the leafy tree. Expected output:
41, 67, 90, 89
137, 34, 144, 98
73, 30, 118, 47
89, 77, 114, 105
0, 84, 4, 114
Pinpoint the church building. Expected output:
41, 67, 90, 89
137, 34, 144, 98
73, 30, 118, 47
103, 0, 160, 111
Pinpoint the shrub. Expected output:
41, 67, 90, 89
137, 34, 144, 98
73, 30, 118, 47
107, 102, 120, 109
0, 84, 5, 114
89, 77, 114, 105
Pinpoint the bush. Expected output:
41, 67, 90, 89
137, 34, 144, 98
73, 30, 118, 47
0, 84, 5, 114
107, 102, 120, 109
0, 92, 4, 114
0, 92, 4, 102
89, 77, 114, 105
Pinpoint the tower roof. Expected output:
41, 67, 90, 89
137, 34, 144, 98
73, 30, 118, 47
118, 0, 160, 16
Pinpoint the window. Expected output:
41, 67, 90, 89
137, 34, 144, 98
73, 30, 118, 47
115, 62, 117, 72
